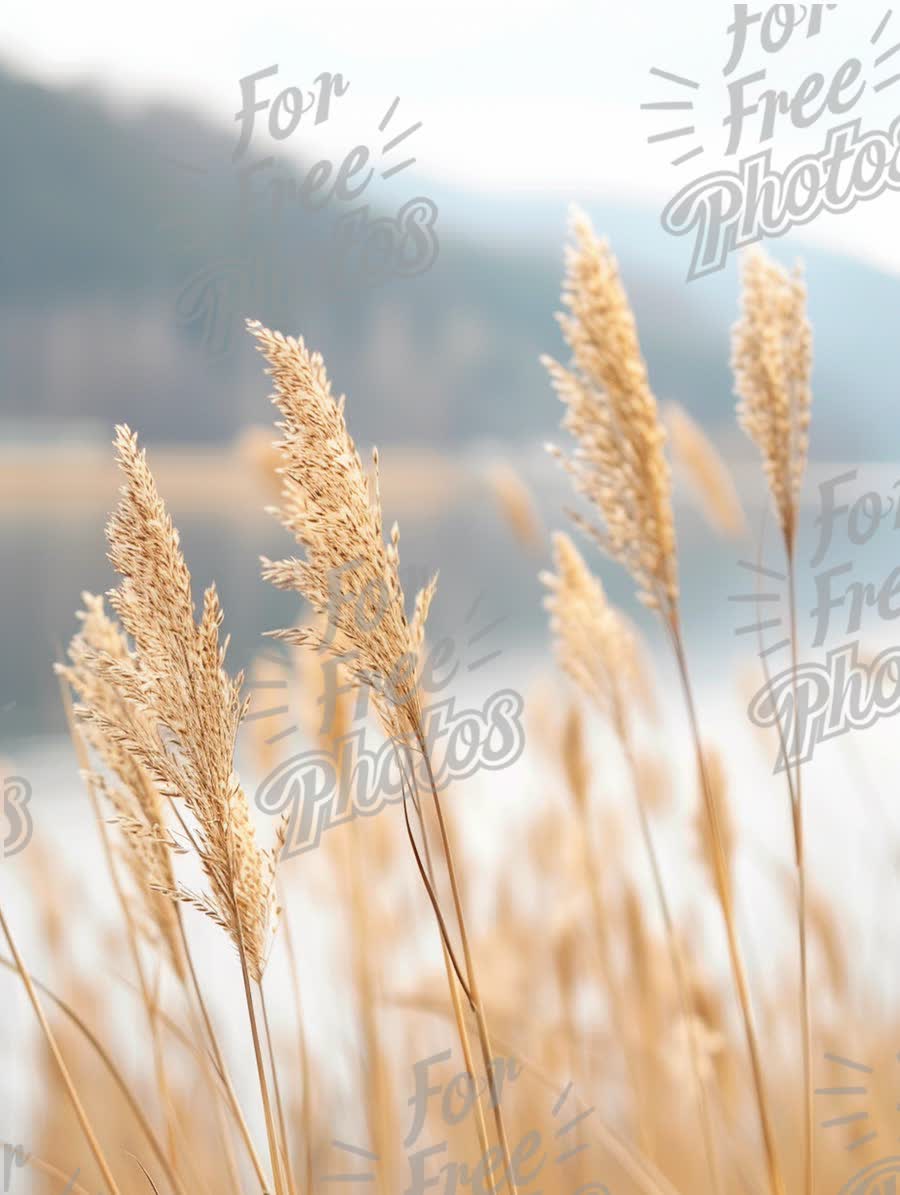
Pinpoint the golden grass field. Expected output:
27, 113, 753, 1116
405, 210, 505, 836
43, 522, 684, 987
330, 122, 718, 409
2, 215, 893, 1195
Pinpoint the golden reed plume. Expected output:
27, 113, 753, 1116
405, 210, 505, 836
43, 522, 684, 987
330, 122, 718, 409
484, 460, 544, 552
665, 401, 747, 539
733, 248, 813, 554
248, 318, 519, 1195
544, 212, 786, 1195
86, 426, 279, 983
541, 531, 641, 736
248, 319, 436, 743
542, 208, 678, 621
58, 593, 185, 982
734, 248, 815, 1195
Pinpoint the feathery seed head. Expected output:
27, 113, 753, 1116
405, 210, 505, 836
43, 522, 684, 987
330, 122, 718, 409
694, 745, 735, 906
77, 427, 279, 982
541, 531, 640, 735
665, 401, 747, 539
732, 248, 813, 552
559, 701, 590, 814
248, 320, 435, 744
484, 461, 543, 552
543, 209, 678, 618
58, 592, 185, 979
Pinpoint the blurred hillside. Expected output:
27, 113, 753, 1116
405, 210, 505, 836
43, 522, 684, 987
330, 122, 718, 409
0, 61, 896, 458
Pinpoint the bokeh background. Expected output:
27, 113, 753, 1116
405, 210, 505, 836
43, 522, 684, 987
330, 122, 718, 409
3, 0, 900, 1148
4, 0, 900, 741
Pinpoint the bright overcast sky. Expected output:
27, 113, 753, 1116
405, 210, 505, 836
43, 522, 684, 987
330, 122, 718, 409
4, 0, 900, 273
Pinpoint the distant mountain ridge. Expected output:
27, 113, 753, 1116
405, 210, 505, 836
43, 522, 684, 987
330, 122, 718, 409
0, 61, 895, 460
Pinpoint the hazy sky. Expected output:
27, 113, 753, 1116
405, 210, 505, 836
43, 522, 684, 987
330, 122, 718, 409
5, 0, 900, 273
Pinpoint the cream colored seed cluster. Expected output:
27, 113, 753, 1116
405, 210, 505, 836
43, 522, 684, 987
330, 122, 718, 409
694, 745, 734, 908
543, 209, 678, 618
76, 426, 279, 983
665, 401, 747, 540
248, 319, 435, 743
541, 531, 639, 736
732, 249, 813, 551
58, 593, 185, 981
